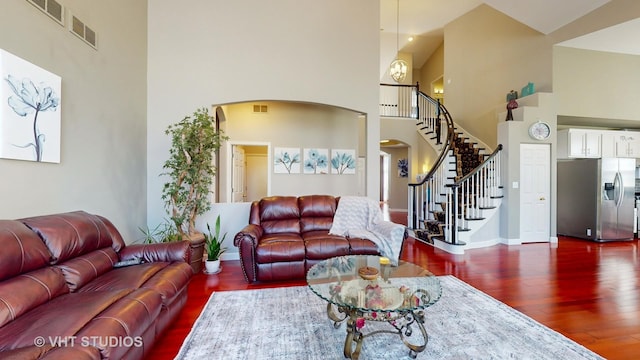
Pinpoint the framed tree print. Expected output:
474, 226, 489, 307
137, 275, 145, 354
303, 148, 329, 174
0, 49, 61, 163
330, 149, 356, 175
274, 147, 301, 174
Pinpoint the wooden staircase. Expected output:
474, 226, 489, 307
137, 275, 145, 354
379, 83, 503, 253
381, 83, 503, 254
414, 130, 498, 245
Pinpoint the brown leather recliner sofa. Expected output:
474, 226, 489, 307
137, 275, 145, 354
0, 211, 193, 360
234, 195, 406, 283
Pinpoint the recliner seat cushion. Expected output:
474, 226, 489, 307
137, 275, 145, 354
56, 248, 119, 292
0, 289, 132, 351
139, 262, 192, 305
255, 233, 305, 263
0, 267, 68, 328
78, 262, 167, 294
348, 237, 380, 254
75, 288, 163, 359
303, 231, 350, 259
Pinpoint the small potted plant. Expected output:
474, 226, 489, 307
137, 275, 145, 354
161, 107, 228, 273
138, 219, 181, 244
204, 215, 227, 274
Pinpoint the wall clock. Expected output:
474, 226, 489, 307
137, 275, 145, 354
528, 121, 551, 140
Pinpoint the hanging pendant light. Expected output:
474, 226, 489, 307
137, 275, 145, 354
390, 0, 407, 83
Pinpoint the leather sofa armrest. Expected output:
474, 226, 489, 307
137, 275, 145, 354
233, 224, 262, 247
119, 240, 191, 263
233, 224, 263, 283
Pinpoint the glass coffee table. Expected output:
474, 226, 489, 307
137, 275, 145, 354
307, 255, 441, 359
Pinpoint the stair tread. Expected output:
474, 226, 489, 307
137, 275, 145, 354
432, 236, 467, 246
464, 217, 486, 221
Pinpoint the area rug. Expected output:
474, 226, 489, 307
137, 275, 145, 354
175, 276, 604, 359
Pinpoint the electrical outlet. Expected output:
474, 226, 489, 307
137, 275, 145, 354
586, 228, 591, 236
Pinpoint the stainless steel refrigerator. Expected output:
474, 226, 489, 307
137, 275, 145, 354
557, 158, 636, 241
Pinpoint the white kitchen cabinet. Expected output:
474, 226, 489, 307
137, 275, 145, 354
615, 134, 640, 158
601, 132, 616, 158
558, 129, 601, 158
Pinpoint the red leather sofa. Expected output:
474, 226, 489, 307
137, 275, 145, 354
0, 211, 192, 360
234, 195, 405, 283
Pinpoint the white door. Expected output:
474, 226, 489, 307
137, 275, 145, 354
520, 143, 551, 242
232, 146, 246, 202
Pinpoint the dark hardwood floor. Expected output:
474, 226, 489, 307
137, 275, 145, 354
147, 212, 640, 359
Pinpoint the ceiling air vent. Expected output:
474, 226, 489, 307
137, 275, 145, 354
70, 14, 98, 49
253, 105, 268, 113
27, 0, 64, 26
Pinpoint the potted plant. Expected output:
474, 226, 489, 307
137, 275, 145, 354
204, 215, 227, 274
161, 107, 229, 273
138, 219, 182, 244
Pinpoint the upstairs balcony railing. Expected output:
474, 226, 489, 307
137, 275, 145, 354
380, 83, 418, 118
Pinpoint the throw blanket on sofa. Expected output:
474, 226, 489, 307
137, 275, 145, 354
329, 196, 405, 265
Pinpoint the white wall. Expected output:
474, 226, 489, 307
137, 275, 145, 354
147, 0, 380, 258
554, 46, 640, 121
0, 0, 147, 241
381, 146, 410, 210
221, 101, 362, 199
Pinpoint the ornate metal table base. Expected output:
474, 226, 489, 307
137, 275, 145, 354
327, 303, 428, 359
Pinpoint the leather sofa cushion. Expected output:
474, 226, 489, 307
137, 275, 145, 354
0, 289, 132, 351
78, 262, 166, 294
348, 237, 380, 255
0, 267, 68, 327
0, 220, 53, 281
256, 260, 306, 282
56, 248, 119, 292
259, 197, 301, 234
0, 344, 55, 360
139, 262, 192, 305
299, 195, 336, 233
298, 195, 337, 217
298, 195, 338, 217
21, 211, 113, 264
303, 231, 350, 259
75, 288, 163, 359
39, 345, 102, 360
256, 233, 305, 263
300, 217, 334, 233
95, 215, 125, 252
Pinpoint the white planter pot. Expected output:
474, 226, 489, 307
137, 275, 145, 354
205, 259, 221, 274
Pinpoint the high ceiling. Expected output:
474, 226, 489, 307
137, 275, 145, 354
379, 0, 623, 78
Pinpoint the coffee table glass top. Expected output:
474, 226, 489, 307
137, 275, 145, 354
307, 255, 441, 313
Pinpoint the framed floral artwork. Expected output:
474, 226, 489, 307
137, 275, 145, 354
0, 49, 61, 163
330, 149, 356, 175
274, 147, 301, 174
303, 148, 329, 174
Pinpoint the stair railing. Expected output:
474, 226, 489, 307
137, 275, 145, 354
407, 92, 456, 231
379, 83, 418, 118
445, 144, 503, 244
